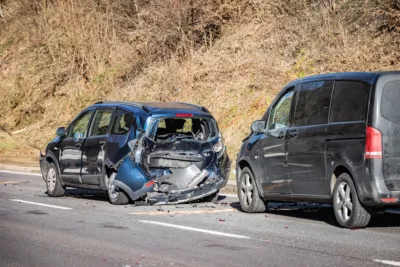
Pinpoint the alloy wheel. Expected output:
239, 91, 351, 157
240, 173, 254, 207
47, 167, 56, 192
108, 172, 119, 200
335, 181, 353, 222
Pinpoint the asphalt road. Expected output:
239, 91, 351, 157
1, 170, 400, 267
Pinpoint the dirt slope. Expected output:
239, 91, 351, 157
0, 0, 399, 166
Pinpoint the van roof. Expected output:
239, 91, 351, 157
285, 71, 400, 88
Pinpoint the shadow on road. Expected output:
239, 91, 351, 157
63, 189, 108, 202
229, 201, 400, 228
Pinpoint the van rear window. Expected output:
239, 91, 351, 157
381, 81, 400, 123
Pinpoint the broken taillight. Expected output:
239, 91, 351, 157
176, 113, 193, 117
381, 197, 397, 203
365, 126, 382, 159
145, 180, 155, 187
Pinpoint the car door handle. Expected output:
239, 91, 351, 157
289, 131, 298, 138
99, 141, 106, 146
76, 143, 82, 148
277, 131, 285, 139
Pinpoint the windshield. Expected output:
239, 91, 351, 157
147, 117, 218, 142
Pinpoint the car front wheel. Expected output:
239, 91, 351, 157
238, 167, 266, 213
333, 173, 371, 228
46, 162, 65, 197
107, 172, 129, 205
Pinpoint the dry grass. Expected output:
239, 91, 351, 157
0, 0, 399, 166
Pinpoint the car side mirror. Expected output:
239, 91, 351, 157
56, 127, 66, 137
251, 120, 266, 134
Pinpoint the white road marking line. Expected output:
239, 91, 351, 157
374, 260, 400, 266
139, 220, 249, 239
0, 170, 41, 176
10, 199, 72, 210
220, 193, 238, 198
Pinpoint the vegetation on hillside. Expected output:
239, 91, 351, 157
0, 0, 399, 165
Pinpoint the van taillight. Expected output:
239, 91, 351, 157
365, 126, 382, 159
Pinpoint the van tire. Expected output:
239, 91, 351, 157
46, 162, 65, 197
333, 173, 371, 228
238, 167, 266, 213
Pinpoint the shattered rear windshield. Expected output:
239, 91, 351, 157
381, 80, 400, 123
148, 117, 218, 142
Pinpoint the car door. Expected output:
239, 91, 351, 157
59, 110, 94, 184
105, 110, 137, 165
286, 81, 333, 197
81, 108, 114, 185
258, 88, 295, 195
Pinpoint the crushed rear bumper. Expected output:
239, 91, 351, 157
147, 176, 226, 205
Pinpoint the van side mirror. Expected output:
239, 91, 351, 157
56, 127, 66, 137
251, 120, 266, 134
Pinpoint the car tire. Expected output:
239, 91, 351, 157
46, 162, 65, 197
107, 172, 129, 205
238, 167, 266, 213
333, 173, 371, 228
204, 191, 219, 203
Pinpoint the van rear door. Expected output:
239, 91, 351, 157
375, 75, 400, 192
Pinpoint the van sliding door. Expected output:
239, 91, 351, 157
286, 81, 333, 198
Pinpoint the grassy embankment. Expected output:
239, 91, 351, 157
0, 0, 399, 170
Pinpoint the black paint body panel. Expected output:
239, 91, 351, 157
237, 71, 400, 207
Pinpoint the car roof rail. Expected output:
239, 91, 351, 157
173, 102, 210, 113
94, 101, 150, 113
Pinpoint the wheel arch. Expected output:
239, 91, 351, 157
45, 151, 63, 185
330, 164, 359, 197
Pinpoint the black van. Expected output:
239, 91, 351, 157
236, 71, 400, 228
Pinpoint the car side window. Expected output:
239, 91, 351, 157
330, 81, 366, 122
294, 81, 333, 126
268, 89, 294, 130
89, 109, 113, 137
111, 112, 135, 135
67, 111, 93, 139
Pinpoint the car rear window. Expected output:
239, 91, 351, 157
151, 117, 218, 142
381, 80, 400, 123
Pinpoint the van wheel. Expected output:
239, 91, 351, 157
46, 162, 65, 197
238, 167, 266, 213
333, 173, 371, 228
107, 172, 129, 205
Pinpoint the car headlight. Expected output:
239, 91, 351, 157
213, 140, 223, 153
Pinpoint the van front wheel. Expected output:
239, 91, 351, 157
333, 173, 371, 228
238, 167, 266, 213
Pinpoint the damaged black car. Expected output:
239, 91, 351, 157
40, 101, 230, 205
